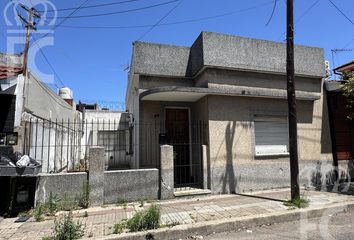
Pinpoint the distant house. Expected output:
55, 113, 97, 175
0, 53, 81, 173
325, 61, 354, 171
126, 31, 333, 194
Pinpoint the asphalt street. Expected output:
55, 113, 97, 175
203, 209, 354, 240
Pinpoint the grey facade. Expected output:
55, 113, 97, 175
126, 31, 334, 195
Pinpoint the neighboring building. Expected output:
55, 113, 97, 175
80, 108, 133, 170
325, 61, 354, 166
126, 31, 333, 194
0, 53, 81, 173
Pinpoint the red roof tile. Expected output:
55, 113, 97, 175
0, 66, 23, 80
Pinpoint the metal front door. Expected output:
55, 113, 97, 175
165, 108, 192, 187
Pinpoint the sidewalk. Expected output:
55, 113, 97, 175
1, 188, 354, 240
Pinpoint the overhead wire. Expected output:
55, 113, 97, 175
265, 0, 278, 26
38, 0, 143, 12
54, 0, 275, 30
29, 0, 91, 48
45, 0, 179, 19
277, 0, 321, 40
136, 0, 182, 41
328, 0, 354, 26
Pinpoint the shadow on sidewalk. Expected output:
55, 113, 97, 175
234, 193, 285, 203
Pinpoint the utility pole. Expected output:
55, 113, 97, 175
286, 0, 300, 201
17, 4, 40, 77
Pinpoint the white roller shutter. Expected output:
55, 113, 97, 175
254, 116, 289, 156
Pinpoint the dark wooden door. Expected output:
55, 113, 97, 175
165, 108, 191, 187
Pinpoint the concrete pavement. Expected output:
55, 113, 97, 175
0, 188, 354, 239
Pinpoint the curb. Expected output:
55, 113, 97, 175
90, 201, 354, 240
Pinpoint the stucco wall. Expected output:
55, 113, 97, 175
207, 83, 333, 193
104, 169, 159, 203
35, 172, 88, 204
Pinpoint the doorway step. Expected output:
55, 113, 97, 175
174, 187, 211, 198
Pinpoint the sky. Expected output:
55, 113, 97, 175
0, 0, 353, 110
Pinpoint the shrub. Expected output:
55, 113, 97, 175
52, 212, 84, 240
126, 204, 160, 232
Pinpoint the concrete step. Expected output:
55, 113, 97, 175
174, 188, 212, 198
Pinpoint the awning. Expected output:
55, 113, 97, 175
140, 86, 321, 102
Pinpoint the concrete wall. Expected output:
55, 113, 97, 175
25, 72, 80, 121
35, 172, 88, 204
104, 169, 159, 203
207, 81, 333, 193
82, 110, 132, 169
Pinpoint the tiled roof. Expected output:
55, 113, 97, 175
0, 65, 23, 80
334, 61, 354, 72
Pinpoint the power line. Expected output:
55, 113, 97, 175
328, 0, 354, 26
38, 0, 143, 12
265, 0, 278, 26
137, 0, 182, 41
30, 0, 91, 48
32, 35, 66, 88
277, 0, 321, 40
45, 0, 179, 19
53, 0, 275, 30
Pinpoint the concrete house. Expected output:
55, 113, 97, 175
126, 32, 333, 195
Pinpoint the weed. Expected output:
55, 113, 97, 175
284, 195, 310, 209
34, 204, 45, 222
139, 199, 144, 207
41, 237, 52, 240
145, 233, 155, 240
116, 199, 126, 206
126, 204, 160, 232
47, 192, 60, 216
52, 212, 84, 240
77, 181, 90, 209
113, 221, 127, 234
84, 211, 88, 217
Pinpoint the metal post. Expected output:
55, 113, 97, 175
47, 120, 51, 172
67, 119, 70, 170
286, 0, 300, 200
54, 119, 57, 172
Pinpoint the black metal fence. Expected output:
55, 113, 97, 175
22, 116, 132, 173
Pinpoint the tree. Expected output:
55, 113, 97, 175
341, 71, 354, 119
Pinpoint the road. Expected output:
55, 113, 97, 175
203, 209, 354, 240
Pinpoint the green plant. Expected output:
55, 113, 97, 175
58, 195, 79, 212
52, 212, 84, 240
284, 196, 310, 209
34, 204, 45, 222
116, 199, 126, 206
113, 221, 127, 234
47, 192, 60, 216
77, 181, 90, 209
41, 237, 52, 240
84, 211, 88, 218
341, 72, 354, 119
126, 204, 160, 232
139, 199, 144, 207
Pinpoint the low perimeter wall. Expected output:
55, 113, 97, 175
34, 168, 159, 205
104, 169, 159, 204
211, 159, 354, 194
35, 172, 88, 204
